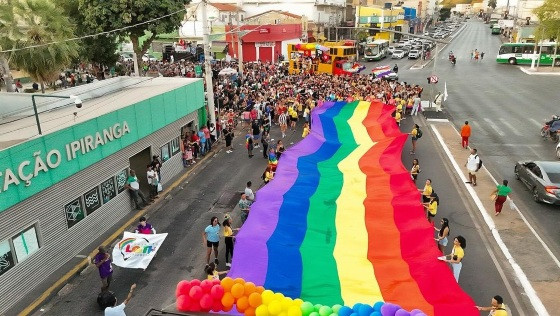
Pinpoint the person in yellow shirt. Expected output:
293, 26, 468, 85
409, 124, 419, 154
423, 193, 438, 223
444, 236, 466, 282
222, 214, 238, 267
205, 262, 228, 280
394, 110, 402, 126
264, 165, 275, 184
419, 178, 433, 203
476, 295, 508, 316
302, 122, 310, 138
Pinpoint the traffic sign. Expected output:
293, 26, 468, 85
429, 75, 439, 84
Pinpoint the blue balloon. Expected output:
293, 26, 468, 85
350, 313, 358, 316
352, 303, 363, 312
338, 306, 353, 316
359, 304, 373, 316
372, 302, 384, 312
369, 312, 382, 316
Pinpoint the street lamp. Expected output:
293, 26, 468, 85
31, 94, 82, 135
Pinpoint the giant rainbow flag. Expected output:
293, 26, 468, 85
229, 100, 477, 315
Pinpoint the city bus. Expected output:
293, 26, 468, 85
364, 39, 390, 61
287, 43, 362, 75
496, 42, 560, 66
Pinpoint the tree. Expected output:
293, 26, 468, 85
0, 0, 17, 92
1, 0, 79, 93
439, 8, 452, 21
534, 0, 560, 66
488, 0, 497, 9
79, 0, 187, 73
53, 0, 120, 78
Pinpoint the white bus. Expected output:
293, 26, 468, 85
364, 39, 390, 61
496, 42, 560, 66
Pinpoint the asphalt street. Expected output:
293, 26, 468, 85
394, 20, 560, 263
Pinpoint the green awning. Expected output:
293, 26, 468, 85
211, 43, 228, 53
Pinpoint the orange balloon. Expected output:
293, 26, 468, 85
244, 282, 256, 295
237, 296, 249, 312
221, 292, 235, 308
245, 306, 256, 316
255, 286, 265, 294
234, 277, 245, 284
221, 277, 235, 292
248, 292, 262, 308
231, 283, 245, 299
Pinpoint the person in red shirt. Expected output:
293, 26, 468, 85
190, 131, 200, 158
461, 121, 471, 149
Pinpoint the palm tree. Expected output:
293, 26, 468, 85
1, 0, 79, 93
0, 0, 17, 92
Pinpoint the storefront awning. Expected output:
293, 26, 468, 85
210, 42, 228, 53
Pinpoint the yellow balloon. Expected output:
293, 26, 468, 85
273, 293, 285, 302
279, 312, 288, 316
261, 290, 275, 305
281, 297, 293, 311
288, 306, 302, 316
293, 299, 304, 307
268, 300, 282, 315
256, 305, 270, 316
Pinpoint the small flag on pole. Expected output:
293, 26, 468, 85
443, 81, 449, 101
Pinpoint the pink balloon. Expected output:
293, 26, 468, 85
200, 293, 213, 311
212, 299, 224, 312
212, 278, 221, 285
176, 294, 191, 311
190, 279, 201, 286
211, 284, 225, 298
176, 280, 191, 297
189, 286, 203, 300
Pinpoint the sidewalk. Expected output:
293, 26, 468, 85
429, 121, 560, 315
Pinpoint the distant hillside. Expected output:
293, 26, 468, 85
440, 0, 483, 8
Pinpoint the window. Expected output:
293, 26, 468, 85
171, 137, 181, 155
65, 197, 86, 229
12, 226, 40, 263
540, 45, 553, 54
512, 46, 523, 54
160, 143, 171, 162
499, 46, 512, 54
0, 240, 15, 277
101, 177, 117, 203
523, 45, 534, 54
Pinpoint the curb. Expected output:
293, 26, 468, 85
19, 146, 223, 316
518, 66, 560, 76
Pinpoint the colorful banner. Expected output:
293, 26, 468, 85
112, 232, 167, 269
229, 100, 478, 315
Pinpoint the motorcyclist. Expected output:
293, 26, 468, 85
545, 115, 560, 127
448, 51, 454, 60
393, 64, 399, 73
547, 115, 560, 138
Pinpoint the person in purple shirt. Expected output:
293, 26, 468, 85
135, 216, 156, 234
93, 246, 113, 292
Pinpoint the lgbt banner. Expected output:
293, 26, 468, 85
227, 100, 478, 315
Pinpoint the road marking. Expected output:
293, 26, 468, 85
483, 118, 506, 137
529, 118, 543, 129
18, 148, 222, 316
499, 119, 523, 136
432, 124, 551, 316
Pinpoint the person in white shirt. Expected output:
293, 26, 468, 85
146, 165, 159, 201
465, 148, 481, 186
244, 181, 255, 201
105, 283, 136, 316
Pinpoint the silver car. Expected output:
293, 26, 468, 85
514, 161, 560, 204
392, 50, 405, 59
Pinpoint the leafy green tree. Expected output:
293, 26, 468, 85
534, 0, 560, 66
54, 0, 120, 78
79, 0, 187, 71
0, 0, 17, 92
439, 8, 452, 21
488, 0, 497, 9
1, 0, 79, 92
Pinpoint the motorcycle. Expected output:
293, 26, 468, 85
450, 56, 457, 65
541, 119, 560, 142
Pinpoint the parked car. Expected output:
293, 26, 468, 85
514, 160, 560, 204
556, 141, 560, 159
392, 50, 405, 59
387, 46, 396, 54
408, 50, 421, 59
120, 53, 133, 62
142, 54, 158, 62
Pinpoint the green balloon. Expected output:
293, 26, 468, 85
314, 304, 323, 312
332, 305, 343, 313
329, 314, 338, 316
301, 302, 314, 316
319, 306, 333, 316
309, 312, 320, 316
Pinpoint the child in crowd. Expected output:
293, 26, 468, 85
205, 262, 228, 280
135, 216, 156, 234
183, 144, 193, 167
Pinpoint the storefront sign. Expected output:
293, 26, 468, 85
255, 42, 275, 47
0, 80, 205, 213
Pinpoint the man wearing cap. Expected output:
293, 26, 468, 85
125, 170, 149, 210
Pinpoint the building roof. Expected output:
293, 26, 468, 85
0, 77, 201, 149
209, 3, 243, 12
245, 10, 303, 21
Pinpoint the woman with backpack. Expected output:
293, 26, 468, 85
409, 124, 422, 155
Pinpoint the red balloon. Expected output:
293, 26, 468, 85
176, 280, 191, 297
200, 294, 213, 311
176, 295, 191, 311
190, 279, 201, 286
190, 300, 201, 312
200, 279, 213, 293
212, 278, 221, 285
212, 299, 223, 312
189, 286, 203, 300
211, 284, 225, 299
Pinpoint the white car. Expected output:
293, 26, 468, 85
142, 54, 158, 62
392, 50, 405, 59
408, 50, 421, 59
556, 142, 560, 159
387, 46, 396, 54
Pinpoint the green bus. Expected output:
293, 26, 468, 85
496, 42, 560, 66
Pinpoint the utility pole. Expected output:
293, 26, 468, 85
201, 0, 217, 136
237, 0, 244, 75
